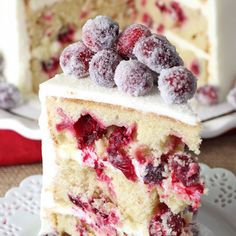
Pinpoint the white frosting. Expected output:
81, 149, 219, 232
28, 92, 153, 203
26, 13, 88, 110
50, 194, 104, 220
39, 74, 199, 125
0, 0, 31, 94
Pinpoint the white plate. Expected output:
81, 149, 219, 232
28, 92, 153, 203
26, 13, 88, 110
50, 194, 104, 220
0, 164, 235, 236
0, 96, 236, 139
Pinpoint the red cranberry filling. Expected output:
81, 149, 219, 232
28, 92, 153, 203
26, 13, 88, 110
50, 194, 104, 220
57, 24, 76, 45
149, 203, 185, 236
170, 154, 200, 186
107, 126, 137, 181
143, 163, 164, 185
166, 135, 184, 154
68, 194, 89, 211
41, 57, 59, 77
73, 114, 106, 149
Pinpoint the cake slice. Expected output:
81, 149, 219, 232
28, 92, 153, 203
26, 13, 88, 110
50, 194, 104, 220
39, 16, 204, 236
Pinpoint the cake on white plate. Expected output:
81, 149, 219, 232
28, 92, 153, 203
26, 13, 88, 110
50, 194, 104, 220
1, 0, 236, 104
39, 16, 204, 236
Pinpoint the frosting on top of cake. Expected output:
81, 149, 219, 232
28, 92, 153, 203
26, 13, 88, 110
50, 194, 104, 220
40, 73, 199, 125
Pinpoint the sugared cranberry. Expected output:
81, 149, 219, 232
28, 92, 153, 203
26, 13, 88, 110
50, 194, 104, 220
149, 203, 185, 236
133, 34, 183, 73
73, 114, 106, 149
170, 2, 187, 26
114, 60, 154, 96
41, 57, 59, 78
170, 153, 200, 186
57, 24, 76, 45
196, 85, 219, 106
159, 66, 197, 104
107, 148, 137, 181
227, 87, 236, 109
117, 24, 151, 59
60, 41, 94, 78
89, 49, 121, 87
143, 163, 164, 185
0, 82, 21, 109
82, 15, 119, 52
142, 13, 153, 28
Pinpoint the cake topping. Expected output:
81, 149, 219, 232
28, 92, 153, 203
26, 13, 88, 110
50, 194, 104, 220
117, 23, 151, 59
159, 66, 197, 104
59, 16, 198, 105
60, 41, 94, 78
89, 49, 121, 88
227, 87, 236, 109
133, 34, 184, 73
196, 85, 219, 106
114, 60, 154, 96
0, 82, 21, 109
82, 16, 119, 52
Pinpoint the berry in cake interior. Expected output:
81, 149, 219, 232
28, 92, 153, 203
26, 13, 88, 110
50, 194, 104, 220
39, 15, 204, 236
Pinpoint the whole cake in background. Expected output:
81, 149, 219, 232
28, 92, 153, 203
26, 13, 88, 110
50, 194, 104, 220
1, 0, 236, 105
0, 0, 135, 94
39, 15, 204, 236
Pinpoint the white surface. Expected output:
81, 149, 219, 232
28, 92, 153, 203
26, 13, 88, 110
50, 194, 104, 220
0, 0, 31, 94
0, 164, 235, 235
39, 74, 199, 125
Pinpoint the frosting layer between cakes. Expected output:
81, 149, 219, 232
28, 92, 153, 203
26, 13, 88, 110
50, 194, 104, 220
40, 74, 199, 126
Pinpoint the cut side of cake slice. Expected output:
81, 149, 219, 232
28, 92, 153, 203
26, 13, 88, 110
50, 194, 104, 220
39, 75, 203, 236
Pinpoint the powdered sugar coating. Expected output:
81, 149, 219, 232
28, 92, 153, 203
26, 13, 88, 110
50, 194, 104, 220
114, 60, 154, 96
133, 34, 183, 73
82, 15, 119, 52
159, 66, 197, 104
227, 87, 236, 109
60, 41, 94, 78
0, 82, 21, 109
196, 85, 219, 106
117, 24, 151, 59
89, 49, 121, 88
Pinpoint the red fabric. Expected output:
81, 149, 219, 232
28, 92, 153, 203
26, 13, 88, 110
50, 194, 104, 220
0, 130, 42, 166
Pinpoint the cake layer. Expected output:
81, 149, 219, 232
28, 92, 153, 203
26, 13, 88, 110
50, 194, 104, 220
136, 0, 208, 51
24, 0, 135, 92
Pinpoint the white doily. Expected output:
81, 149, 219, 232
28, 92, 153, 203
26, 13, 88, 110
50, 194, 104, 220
0, 165, 236, 235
